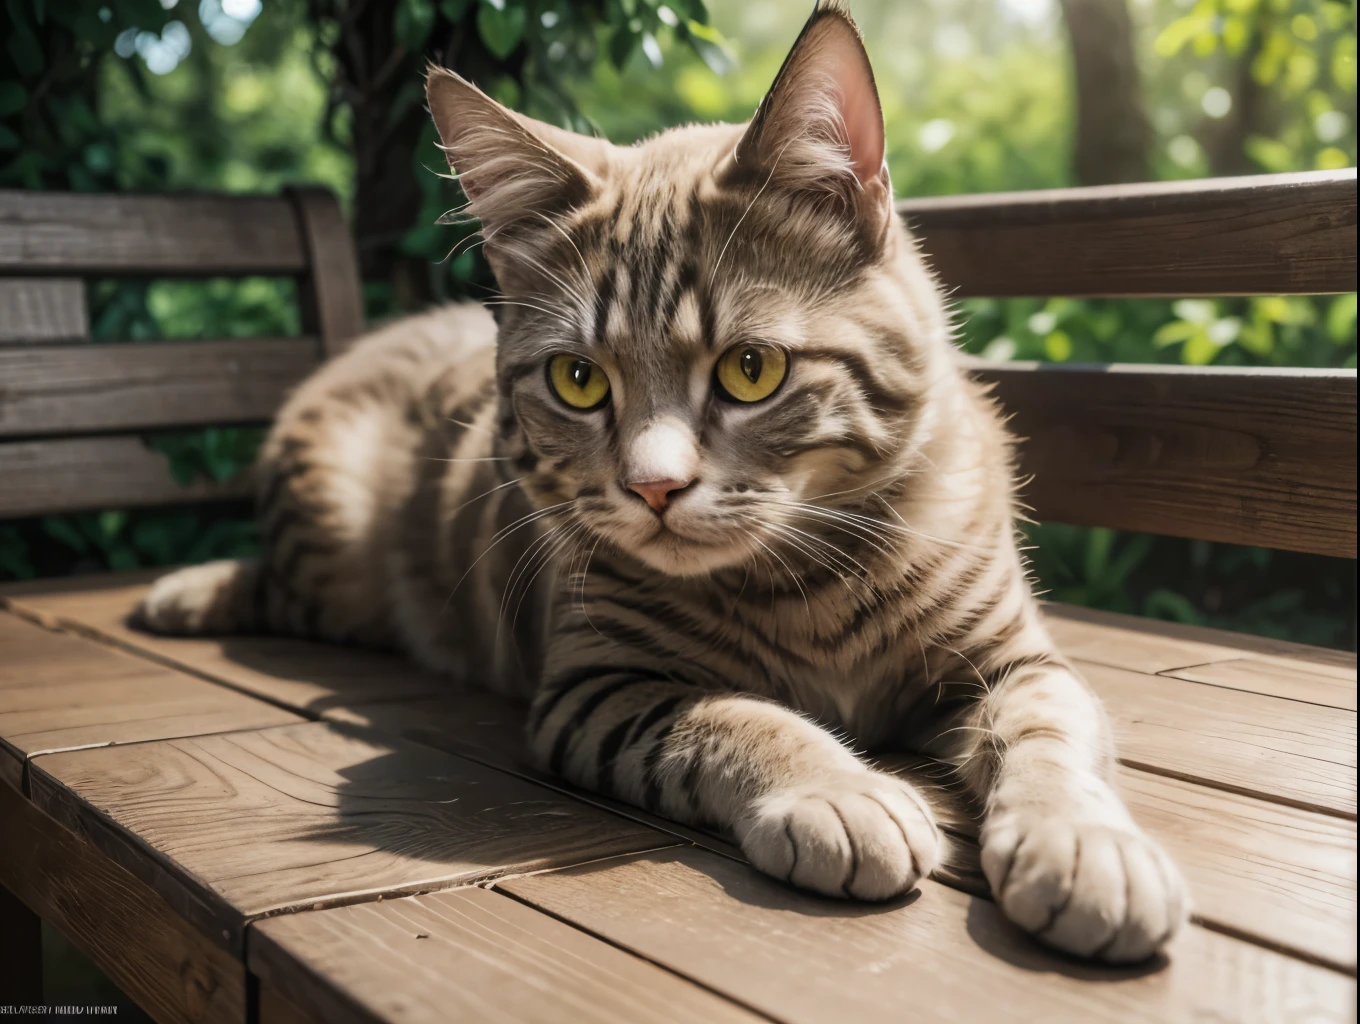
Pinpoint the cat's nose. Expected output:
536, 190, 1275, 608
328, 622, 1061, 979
626, 477, 694, 513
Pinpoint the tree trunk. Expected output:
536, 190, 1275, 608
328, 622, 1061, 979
1058, 0, 1152, 185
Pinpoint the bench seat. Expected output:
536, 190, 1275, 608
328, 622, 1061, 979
1, 570, 1354, 1023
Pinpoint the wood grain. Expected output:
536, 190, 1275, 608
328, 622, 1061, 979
902, 168, 1358, 298
973, 361, 1358, 557
0, 436, 252, 518
1083, 661, 1357, 817
1, 572, 449, 714
28, 721, 673, 953
501, 847, 1356, 1024
1113, 767, 1357, 972
0, 338, 320, 437
0, 610, 300, 784
1162, 658, 1358, 712
287, 188, 365, 358
1043, 602, 1358, 677
0, 781, 246, 1024
249, 885, 762, 1024
0, 278, 88, 344
0, 190, 307, 275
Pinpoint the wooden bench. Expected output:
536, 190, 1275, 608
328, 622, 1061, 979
0, 171, 1355, 1023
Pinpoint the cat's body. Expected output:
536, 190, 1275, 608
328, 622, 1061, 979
139, 3, 1187, 963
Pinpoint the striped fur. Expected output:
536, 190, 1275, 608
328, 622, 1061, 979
137, 2, 1186, 962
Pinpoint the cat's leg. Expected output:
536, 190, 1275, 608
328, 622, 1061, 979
529, 673, 942, 900
953, 662, 1189, 962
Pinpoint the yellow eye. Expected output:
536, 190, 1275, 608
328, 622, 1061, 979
548, 354, 611, 410
715, 344, 788, 403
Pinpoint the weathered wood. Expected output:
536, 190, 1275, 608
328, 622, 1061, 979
287, 188, 365, 358
0, 191, 308, 276
1114, 766, 1356, 972
0, 436, 252, 518
1163, 658, 1357, 712
0, 781, 246, 1024
258, 986, 315, 1024
0, 882, 43, 1003
972, 362, 1358, 557
0, 279, 88, 344
500, 847, 1357, 1024
1, 572, 448, 714
903, 168, 1358, 297
28, 721, 673, 955
1083, 661, 1357, 817
248, 885, 763, 1024
0, 611, 300, 784
0, 338, 321, 437
1043, 602, 1358, 678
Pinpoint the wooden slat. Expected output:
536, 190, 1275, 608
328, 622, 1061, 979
287, 187, 365, 358
1113, 766, 1356, 972
903, 169, 1358, 297
1044, 602, 1358, 678
0, 278, 88, 343
1083, 661, 1357, 817
0, 781, 247, 1024
500, 848, 1356, 1024
28, 721, 673, 955
1164, 658, 1357, 712
0, 337, 320, 438
1, 571, 450, 714
0, 190, 308, 276
0, 611, 301, 784
0, 435, 252, 518
972, 362, 1358, 557
248, 886, 763, 1024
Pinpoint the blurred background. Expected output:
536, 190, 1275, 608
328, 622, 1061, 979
1, 0, 1355, 653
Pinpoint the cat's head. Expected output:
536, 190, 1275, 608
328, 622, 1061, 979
426, 2, 953, 577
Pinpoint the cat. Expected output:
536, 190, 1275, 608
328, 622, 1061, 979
137, 1, 1188, 962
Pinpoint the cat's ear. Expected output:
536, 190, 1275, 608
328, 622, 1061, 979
728, 3, 891, 243
425, 66, 609, 241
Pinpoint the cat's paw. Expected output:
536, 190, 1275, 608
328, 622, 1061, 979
981, 812, 1189, 963
134, 560, 250, 635
735, 771, 942, 901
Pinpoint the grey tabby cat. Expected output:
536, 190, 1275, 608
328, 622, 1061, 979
138, 2, 1188, 962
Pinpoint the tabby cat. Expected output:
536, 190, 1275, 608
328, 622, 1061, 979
138, 2, 1187, 962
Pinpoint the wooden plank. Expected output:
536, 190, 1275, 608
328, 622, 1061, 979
0, 882, 43, 1003
0, 278, 88, 343
1163, 658, 1357, 712
0, 436, 252, 518
248, 886, 763, 1024
500, 847, 1356, 1024
0, 338, 320, 438
1043, 602, 1358, 678
903, 168, 1358, 297
287, 188, 365, 358
28, 721, 673, 954
259, 986, 316, 1024
1113, 766, 1357, 972
972, 362, 1357, 557
0, 611, 300, 784
1082, 661, 1357, 817
0, 190, 308, 276
1, 571, 449, 714
0, 781, 247, 1024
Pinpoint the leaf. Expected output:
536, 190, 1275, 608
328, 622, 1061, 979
0, 81, 26, 118
395, 0, 436, 51
1152, 320, 1198, 347
42, 515, 89, 555
1325, 294, 1357, 343
440, 0, 474, 18
682, 19, 732, 74
477, 2, 525, 59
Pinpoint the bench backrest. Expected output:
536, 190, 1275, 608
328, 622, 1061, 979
1, 171, 1355, 557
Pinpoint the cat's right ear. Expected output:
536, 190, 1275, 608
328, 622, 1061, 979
425, 66, 609, 242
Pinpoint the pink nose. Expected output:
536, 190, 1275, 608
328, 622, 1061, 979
626, 478, 693, 513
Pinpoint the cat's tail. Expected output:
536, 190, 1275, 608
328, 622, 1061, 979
134, 558, 271, 637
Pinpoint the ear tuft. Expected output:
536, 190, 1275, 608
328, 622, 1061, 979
424, 65, 608, 242
729, 4, 890, 236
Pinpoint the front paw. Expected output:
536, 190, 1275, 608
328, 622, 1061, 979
982, 813, 1189, 963
735, 771, 942, 901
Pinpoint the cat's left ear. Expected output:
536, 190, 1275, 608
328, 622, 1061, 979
727, 2, 892, 246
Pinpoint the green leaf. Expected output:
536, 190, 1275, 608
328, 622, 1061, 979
1152, 320, 1198, 347
477, 1, 525, 59
1326, 294, 1357, 343
682, 19, 732, 74
440, 0, 474, 19
609, 26, 637, 69
395, 0, 436, 50
0, 81, 27, 118
42, 516, 89, 555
